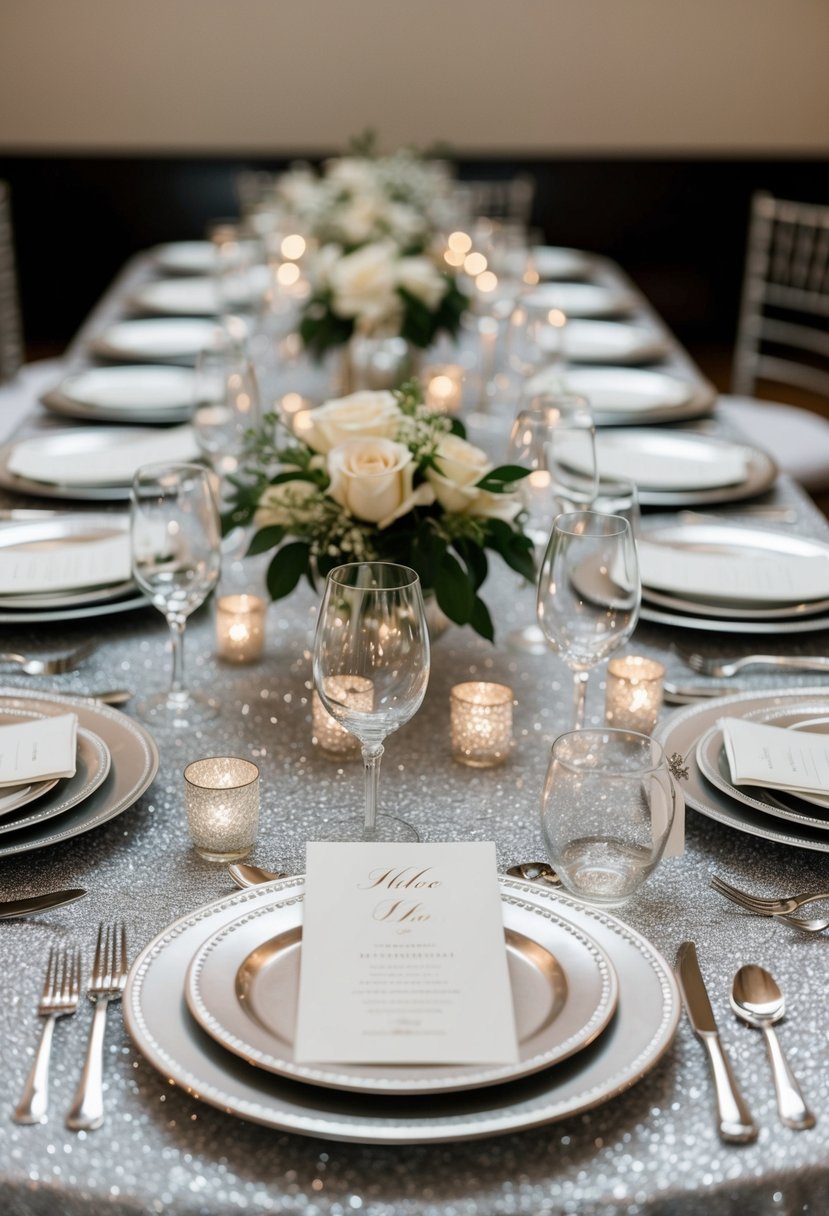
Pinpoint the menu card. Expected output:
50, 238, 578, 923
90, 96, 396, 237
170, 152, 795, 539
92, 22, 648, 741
0, 533, 130, 595
723, 717, 829, 795
0, 713, 77, 787
637, 542, 829, 605
294, 841, 519, 1066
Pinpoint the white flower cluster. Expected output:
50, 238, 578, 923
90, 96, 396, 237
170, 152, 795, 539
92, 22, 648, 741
255, 391, 523, 537
311, 241, 449, 333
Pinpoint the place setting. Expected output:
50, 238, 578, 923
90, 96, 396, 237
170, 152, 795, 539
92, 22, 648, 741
40, 365, 198, 425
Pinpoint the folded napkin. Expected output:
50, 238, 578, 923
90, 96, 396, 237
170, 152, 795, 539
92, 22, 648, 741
722, 716, 829, 796
0, 713, 77, 787
0, 532, 131, 595
8, 425, 200, 486
637, 541, 829, 605
557, 433, 748, 490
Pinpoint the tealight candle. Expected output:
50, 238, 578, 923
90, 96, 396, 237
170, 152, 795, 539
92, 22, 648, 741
450, 681, 514, 767
184, 756, 260, 861
312, 677, 374, 758
216, 594, 266, 663
423, 364, 465, 414
605, 656, 666, 734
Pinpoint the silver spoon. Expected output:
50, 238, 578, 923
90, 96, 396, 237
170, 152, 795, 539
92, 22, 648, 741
228, 863, 289, 889
730, 964, 816, 1130
505, 861, 560, 885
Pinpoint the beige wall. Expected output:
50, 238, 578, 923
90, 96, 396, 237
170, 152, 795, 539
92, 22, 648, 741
1, 0, 827, 154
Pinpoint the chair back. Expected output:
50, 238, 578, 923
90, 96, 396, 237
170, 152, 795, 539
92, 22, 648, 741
733, 191, 829, 401
0, 182, 23, 383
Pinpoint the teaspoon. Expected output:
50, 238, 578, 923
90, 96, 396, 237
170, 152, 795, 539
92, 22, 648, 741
730, 964, 815, 1130
228, 863, 289, 889
505, 861, 560, 885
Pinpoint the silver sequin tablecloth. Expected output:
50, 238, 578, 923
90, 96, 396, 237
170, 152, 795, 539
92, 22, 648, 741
2, 262, 829, 1215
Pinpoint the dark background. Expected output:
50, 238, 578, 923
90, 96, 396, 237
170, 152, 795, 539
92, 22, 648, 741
3, 152, 829, 385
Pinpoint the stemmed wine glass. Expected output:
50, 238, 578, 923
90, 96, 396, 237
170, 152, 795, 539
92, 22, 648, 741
130, 463, 222, 729
193, 339, 261, 484
537, 511, 640, 729
313, 563, 430, 842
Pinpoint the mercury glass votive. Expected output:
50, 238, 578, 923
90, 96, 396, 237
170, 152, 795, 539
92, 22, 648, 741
311, 677, 374, 758
423, 364, 465, 413
605, 656, 666, 734
184, 757, 260, 861
216, 594, 266, 663
450, 682, 514, 767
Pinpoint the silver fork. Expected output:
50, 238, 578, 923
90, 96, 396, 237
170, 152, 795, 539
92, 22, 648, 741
677, 648, 829, 679
14, 946, 82, 1124
65, 923, 128, 1131
0, 641, 96, 676
711, 876, 829, 931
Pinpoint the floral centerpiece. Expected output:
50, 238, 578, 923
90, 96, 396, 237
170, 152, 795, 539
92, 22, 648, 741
225, 384, 534, 641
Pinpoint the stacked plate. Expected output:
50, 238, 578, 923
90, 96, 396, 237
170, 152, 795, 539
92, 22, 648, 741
0, 513, 147, 623
0, 688, 158, 857
124, 876, 679, 1143
639, 520, 829, 634
655, 687, 829, 854
41, 366, 198, 425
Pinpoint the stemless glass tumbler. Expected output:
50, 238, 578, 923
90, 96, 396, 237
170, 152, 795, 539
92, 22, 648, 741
541, 729, 677, 905
313, 562, 430, 841
130, 462, 221, 728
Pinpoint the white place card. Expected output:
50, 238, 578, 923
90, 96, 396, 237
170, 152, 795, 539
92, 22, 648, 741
0, 533, 130, 595
0, 713, 77, 787
723, 717, 829, 795
637, 542, 829, 605
294, 841, 519, 1066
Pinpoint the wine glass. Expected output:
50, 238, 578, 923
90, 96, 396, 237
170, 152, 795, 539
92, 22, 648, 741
193, 340, 261, 484
505, 393, 596, 653
313, 563, 430, 842
130, 463, 222, 728
508, 297, 568, 380
537, 511, 640, 729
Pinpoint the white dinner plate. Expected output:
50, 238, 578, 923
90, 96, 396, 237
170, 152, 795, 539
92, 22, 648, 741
153, 241, 216, 276
129, 278, 221, 317
556, 367, 711, 427
525, 283, 635, 319
554, 320, 670, 365
0, 778, 58, 819
654, 687, 829, 853
0, 512, 134, 608
531, 246, 594, 280
0, 690, 158, 857
41, 366, 197, 424
125, 877, 679, 1143
185, 892, 619, 1095
89, 318, 221, 364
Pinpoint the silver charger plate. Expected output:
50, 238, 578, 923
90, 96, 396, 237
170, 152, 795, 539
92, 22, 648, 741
654, 686, 829, 853
0, 777, 58, 818
0, 512, 134, 608
0, 589, 149, 625
0, 705, 110, 833
639, 523, 829, 620
559, 320, 670, 365
531, 246, 594, 280
124, 877, 679, 1144
41, 366, 197, 425
0, 689, 158, 857
153, 241, 216, 276
88, 318, 221, 365
185, 892, 619, 1096
129, 278, 221, 318
524, 283, 635, 319
640, 600, 829, 635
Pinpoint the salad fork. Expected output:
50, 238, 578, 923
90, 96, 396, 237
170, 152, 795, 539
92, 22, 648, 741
14, 946, 82, 1124
66, 922, 128, 1131
711, 875, 829, 915
676, 648, 829, 679
0, 641, 96, 676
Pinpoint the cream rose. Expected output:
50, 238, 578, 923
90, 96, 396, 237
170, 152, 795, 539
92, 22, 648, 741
327, 438, 434, 528
396, 256, 447, 310
254, 479, 319, 529
328, 242, 401, 329
426, 434, 523, 520
295, 390, 402, 455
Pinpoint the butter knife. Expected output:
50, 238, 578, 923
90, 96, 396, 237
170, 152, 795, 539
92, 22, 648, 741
0, 889, 86, 919
676, 941, 758, 1143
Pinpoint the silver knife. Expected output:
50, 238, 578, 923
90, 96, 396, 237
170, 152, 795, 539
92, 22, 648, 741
0, 889, 86, 919
676, 941, 758, 1143
664, 682, 746, 705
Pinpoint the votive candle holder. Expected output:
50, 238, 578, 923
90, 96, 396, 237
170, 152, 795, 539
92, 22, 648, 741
605, 656, 666, 734
216, 594, 266, 663
184, 756, 260, 861
450, 681, 514, 767
312, 676, 374, 758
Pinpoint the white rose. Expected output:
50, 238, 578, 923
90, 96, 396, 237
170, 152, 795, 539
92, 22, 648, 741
336, 194, 387, 245
309, 242, 343, 289
254, 479, 318, 528
329, 243, 401, 330
396, 256, 447, 310
425, 434, 492, 513
294, 390, 402, 454
327, 438, 435, 528
467, 487, 524, 522
326, 158, 379, 195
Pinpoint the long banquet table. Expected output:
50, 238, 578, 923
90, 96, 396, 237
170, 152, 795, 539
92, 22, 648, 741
2, 254, 829, 1215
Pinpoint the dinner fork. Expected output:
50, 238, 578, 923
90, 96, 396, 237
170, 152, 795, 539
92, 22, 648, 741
65, 923, 128, 1131
14, 946, 82, 1124
676, 647, 829, 679
711, 875, 829, 916
0, 641, 97, 676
